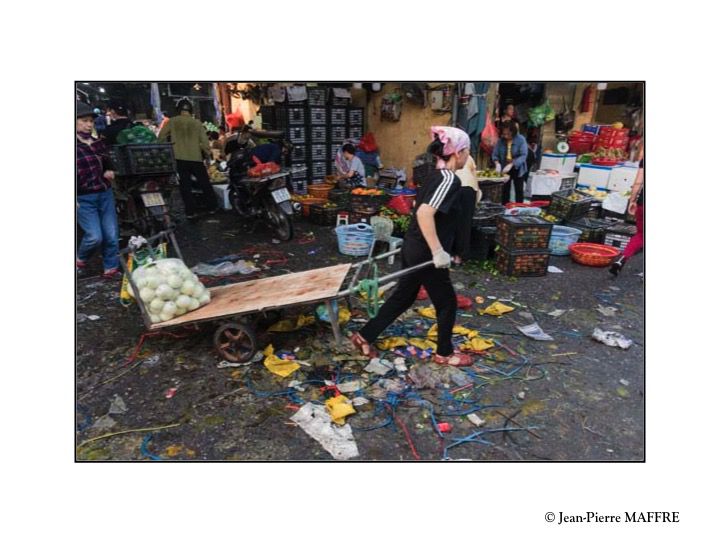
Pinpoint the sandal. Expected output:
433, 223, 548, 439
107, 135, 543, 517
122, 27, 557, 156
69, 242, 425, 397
350, 332, 378, 359
433, 351, 474, 367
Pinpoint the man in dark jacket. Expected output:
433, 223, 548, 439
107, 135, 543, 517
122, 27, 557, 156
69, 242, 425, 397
103, 102, 134, 145
76, 102, 120, 277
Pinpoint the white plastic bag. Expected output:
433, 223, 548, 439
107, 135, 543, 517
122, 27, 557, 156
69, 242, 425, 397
130, 258, 211, 324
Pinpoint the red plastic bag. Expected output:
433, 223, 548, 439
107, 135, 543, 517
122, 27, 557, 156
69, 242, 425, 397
358, 133, 378, 153
480, 111, 498, 155
248, 156, 280, 177
225, 109, 245, 130
387, 195, 412, 215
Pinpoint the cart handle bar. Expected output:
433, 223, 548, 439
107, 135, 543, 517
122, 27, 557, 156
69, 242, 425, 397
336, 260, 434, 299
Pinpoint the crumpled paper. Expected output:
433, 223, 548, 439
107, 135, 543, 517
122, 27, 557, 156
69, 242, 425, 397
479, 301, 515, 316
269, 314, 315, 332
364, 358, 394, 376
325, 395, 356, 425
596, 305, 618, 317
291, 403, 359, 460
517, 322, 554, 341
263, 344, 300, 377
592, 328, 633, 350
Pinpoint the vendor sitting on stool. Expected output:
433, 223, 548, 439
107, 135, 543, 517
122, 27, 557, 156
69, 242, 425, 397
335, 143, 366, 187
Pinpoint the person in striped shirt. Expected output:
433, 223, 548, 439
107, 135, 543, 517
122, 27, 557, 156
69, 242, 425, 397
351, 126, 474, 367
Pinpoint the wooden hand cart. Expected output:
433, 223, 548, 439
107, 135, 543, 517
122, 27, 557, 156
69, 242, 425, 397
119, 230, 434, 364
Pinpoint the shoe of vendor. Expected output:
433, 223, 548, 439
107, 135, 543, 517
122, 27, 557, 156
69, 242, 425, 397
76, 259, 87, 269
609, 256, 625, 276
350, 332, 378, 359
433, 351, 474, 367
102, 268, 121, 279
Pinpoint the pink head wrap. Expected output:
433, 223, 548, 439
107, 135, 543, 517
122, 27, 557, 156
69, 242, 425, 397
430, 126, 470, 156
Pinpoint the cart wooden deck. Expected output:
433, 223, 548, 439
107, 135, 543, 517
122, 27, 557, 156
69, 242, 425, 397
150, 263, 352, 330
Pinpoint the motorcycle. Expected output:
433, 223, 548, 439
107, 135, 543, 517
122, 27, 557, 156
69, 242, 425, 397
114, 174, 175, 238
224, 128, 296, 241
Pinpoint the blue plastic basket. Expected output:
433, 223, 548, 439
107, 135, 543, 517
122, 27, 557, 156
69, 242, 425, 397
335, 223, 375, 256
549, 225, 582, 256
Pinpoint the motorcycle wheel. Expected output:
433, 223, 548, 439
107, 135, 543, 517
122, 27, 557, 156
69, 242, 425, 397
268, 207, 293, 241
229, 187, 246, 217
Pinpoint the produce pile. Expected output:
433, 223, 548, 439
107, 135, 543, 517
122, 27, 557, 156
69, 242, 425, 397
117, 125, 157, 145
208, 162, 227, 183
130, 258, 211, 324
379, 206, 411, 233
577, 187, 608, 200
476, 169, 505, 179
351, 188, 385, 196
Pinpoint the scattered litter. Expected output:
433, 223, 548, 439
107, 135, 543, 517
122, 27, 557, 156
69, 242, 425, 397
548, 309, 567, 318
77, 313, 101, 323
467, 413, 486, 427
408, 364, 443, 389
517, 391, 526, 400
616, 387, 630, 398
164, 387, 177, 399
191, 260, 259, 277
475, 296, 485, 304
271, 239, 281, 244
487, 296, 497, 300
377, 337, 408, 350
288, 380, 306, 391
449, 369, 472, 387
91, 415, 117, 430
269, 314, 315, 332
437, 422, 453, 433
547, 266, 564, 273
518, 311, 534, 321
456, 295, 473, 309
217, 360, 243, 369
263, 344, 301, 377
393, 357, 408, 373
637, 273, 643, 278
479, 301, 515, 316
460, 337, 494, 352
108, 395, 128, 415
454, 283, 465, 290
609, 286, 620, 291
290, 403, 359, 460
352, 396, 370, 407
596, 305, 618, 317
325, 395, 356, 425
592, 328, 633, 350
619, 379, 630, 386
143, 354, 160, 367
517, 322, 554, 341
364, 358, 394, 376
606, 448, 614, 453
336, 380, 365, 393
418, 306, 437, 319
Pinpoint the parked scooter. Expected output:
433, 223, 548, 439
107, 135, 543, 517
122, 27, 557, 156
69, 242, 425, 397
224, 126, 296, 241
114, 174, 175, 238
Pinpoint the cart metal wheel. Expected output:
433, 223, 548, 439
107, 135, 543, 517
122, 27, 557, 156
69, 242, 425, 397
214, 322, 257, 363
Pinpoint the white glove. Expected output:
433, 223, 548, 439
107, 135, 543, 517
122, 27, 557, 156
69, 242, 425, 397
494, 162, 502, 173
432, 248, 452, 269
502, 163, 513, 174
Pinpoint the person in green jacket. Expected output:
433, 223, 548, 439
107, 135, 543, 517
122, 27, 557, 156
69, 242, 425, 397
157, 98, 218, 219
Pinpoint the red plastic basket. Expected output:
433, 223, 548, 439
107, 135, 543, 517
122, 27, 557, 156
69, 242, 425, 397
569, 242, 620, 267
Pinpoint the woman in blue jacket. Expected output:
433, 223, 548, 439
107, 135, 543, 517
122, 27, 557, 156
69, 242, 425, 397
492, 122, 528, 203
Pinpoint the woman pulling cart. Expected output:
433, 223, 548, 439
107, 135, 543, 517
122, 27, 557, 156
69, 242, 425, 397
350, 126, 474, 367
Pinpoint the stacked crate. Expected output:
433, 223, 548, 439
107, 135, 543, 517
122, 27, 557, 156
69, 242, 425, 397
263, 89, 364, 186
495, 216, 553, 277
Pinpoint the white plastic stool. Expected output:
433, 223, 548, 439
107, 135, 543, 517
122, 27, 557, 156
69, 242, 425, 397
336, 211, 349, 227
388, 236, 403, 265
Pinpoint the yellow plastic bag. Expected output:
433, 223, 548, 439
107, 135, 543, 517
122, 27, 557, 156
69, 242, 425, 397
325, 395, 356, 425
263, 344, 300, 377
479, 301, 515, 316
376, 337, 408, 350
427, 324, 479, 339
418, 306, 437, 319
268, 314, 316, 332
460, 337, 495, 352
